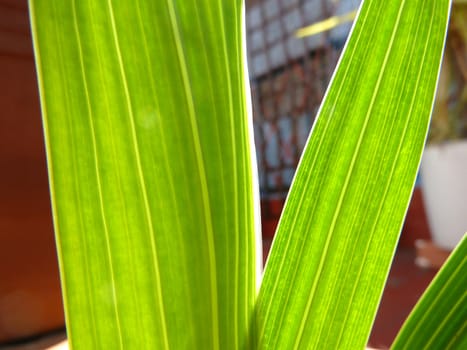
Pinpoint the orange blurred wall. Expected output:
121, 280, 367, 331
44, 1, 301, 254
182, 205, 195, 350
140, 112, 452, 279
0, 0, 64, 343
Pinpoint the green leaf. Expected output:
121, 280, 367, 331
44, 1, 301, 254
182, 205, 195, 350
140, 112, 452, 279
256, 0, 451, 349
392, 235, 467, 349
29, 1, 259, 349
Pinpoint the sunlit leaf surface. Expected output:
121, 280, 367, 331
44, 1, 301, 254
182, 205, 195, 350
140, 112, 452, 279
30, 1, 259, 349
256, 0, 451, 349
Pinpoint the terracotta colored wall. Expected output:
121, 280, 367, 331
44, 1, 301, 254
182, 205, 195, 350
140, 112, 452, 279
0, 0, 64, 343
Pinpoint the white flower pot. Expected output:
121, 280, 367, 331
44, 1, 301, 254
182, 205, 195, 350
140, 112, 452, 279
420, 140, 467, 250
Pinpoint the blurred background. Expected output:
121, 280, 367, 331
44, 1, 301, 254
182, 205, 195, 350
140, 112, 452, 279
0, 0, 465, 348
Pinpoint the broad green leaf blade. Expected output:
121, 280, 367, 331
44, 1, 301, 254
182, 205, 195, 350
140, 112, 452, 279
256, 0, 451, 349
392, 234, 467, 349
29, 1, 259, 349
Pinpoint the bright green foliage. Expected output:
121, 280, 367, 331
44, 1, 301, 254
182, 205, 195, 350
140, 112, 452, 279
256, 0, 451, 349
30, 1, 258, 349
393, 235, 467, 349
29, 0, 454, 349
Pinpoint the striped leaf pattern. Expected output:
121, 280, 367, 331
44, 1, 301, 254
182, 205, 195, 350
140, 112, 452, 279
30, 1, 259, 349
29, 0, 453, 349
256, 0, 451, 348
